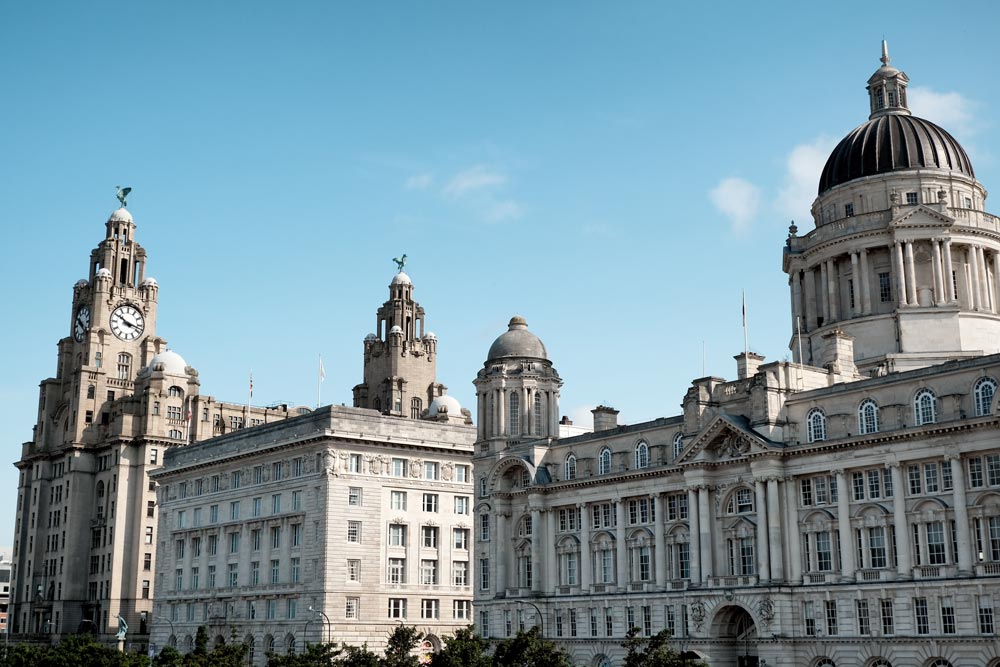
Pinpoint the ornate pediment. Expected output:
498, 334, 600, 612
676, 414, 778, 464
890, 204, 954, 228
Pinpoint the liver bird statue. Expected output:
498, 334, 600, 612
392, 254, 407, 272
116, 186, 132, 208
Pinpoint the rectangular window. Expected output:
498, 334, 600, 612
349, 454, 362, 473
942, 461, 953, 491
424, 461, 439, 480
348, 487, 362, 507
480, 514, 490, 541
941, 599, 956, 634
420, 560, 438, 585
988, 455, 1000, 486
388, 598, 406, 619
422, 526, 439, 549
906, 191, 918, 205
456, 465, 469, 483
250, 561, 260, 585
908, 465, 922, 495
422, 493, 439, 513
347, 559, 361, 582
815, 477, 828, 504
228, 563, 238, 587
925, 463, 939, 493
391, 490, 407, 511
878, 271, 892, 302
271, 526, 281, 548
980, 597, 995, 634
853, 472, 865, 500
856, 599, 870, 635
270, 559, 280, 584
291, 557, 300, 583
479, 558, 490, 590
291, 523, 302, 547
392, 458, 407, 477
229, 532, 240, 553
252, 497, 262, 517
825, 600, 838, 636
970, 457, 985, 488
453, 528, 469, 550
346, 597, 359, 619
230, 501, 240, 520
454, 496, 470, 515
389, 524, 407, 547
253, 465, 264, 484
914, 597, 929, 635
800, 479, 813, 506
347, 521, 361, 543
454, 600, 471, 620
844, 202, 854, 217
272, 494, 281, 513
880, 598, 894, 635
804, 601, 815, 636
869, 526, 887, 568
868, 469, 881, 499
453, 560, 469, 586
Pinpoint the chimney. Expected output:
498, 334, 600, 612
559, 416, 573, 426
591, 405, 620, 432
734, 352, 765, 379
822, 329, 858, 377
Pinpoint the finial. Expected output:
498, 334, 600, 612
880, 39, 890, 67
392, 254, 407, 272
115, 186, 131, 208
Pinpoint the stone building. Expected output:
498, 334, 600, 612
8, 206, 302, 651
473, 45, 1000, 667
149, 273, 476, 661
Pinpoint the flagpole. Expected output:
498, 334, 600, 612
742, 290, 749, 359
317, 354, 322, 408
246, 369, 252, 429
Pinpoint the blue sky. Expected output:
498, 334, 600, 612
1, 1, 998, 547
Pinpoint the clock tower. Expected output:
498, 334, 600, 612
10, 202, 199, 646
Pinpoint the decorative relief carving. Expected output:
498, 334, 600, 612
410, 459, 423, 478
714, 431, 751, 459
442, 462, 454, 481
756, 598, 775, 630
690, 601, 706, 631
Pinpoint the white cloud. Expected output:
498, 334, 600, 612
403, 172, 434, 190
483, 199, 522, 222
442, 165, 507, 199
908, 86, 977, 136
774, 136, 837, 223
709, 177, 761, 233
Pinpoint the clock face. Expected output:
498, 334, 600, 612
73, 306, 91, 343
110, 304, 146, 341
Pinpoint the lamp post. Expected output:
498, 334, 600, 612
308, 606, 332, 644
153, 615, 175, 649
515, 600, 544, 637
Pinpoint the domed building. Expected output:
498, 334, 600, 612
474, 46, 1000, 667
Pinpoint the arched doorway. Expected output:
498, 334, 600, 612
711, 604, 758, 667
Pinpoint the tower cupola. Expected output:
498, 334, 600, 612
867, 40, 910, 119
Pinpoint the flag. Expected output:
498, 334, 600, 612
742, 290, 747, 329
249, 370, 254, 398
319, 355, 326, 382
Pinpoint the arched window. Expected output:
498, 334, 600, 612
117, 353, 131, 380
509, 393, 520, 435
169, 429, 183, 440
286, 635, 296, 655
479, 476, 488, 497
244, 635, 255, 666
97, 480, 105, 500
726, 488, 754, 514
410, 397, 422, 419
520, 469, 531, 488
87, 384, 95, 399
168, 386, 184, 398
914, 389, 937, 425
518, 515, 532, 537
564, 454, 577, 481
265, 635, 275, 655
634, 441, 649, 469
673, 433, 684, 459
814, 660, 836, 667
807, 408, 827, 442
373, 397, 381, 413
533, 393, 542, 436
870, 660, 892, 667
858, 399, 879, 435
599, 448, 612, 475
975, 378, 997, 417
927, 660, 953, 667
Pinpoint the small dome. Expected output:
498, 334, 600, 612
424, 331, 437, 340
109, 207, 133, 223
95, 267, 112, 279
389, 325, 403, 335
428, 394, 463, 417
75, 279, 89, 288
487, 316, 548, 361
391, 271, 412, 285
145, 350, 189, 376
140, 276, 158, 288
364, 333, 378, 342
819, 114, 974, 194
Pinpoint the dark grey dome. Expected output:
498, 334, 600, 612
819, 114, 974, 195
487, 316, 548, 361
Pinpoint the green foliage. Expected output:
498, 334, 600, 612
491, 627, 572, 667
0, 634, 151, 667
427, 627, 490, 667
339, 644, 379, 667
380, 625, 423, 667
267, 642, 342, 667
621, 627, 706, 667
152, 646, 183, 667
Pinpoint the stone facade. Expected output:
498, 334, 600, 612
473, 46, 1000, 667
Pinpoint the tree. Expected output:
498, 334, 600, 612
427, 627, 491, 667
152, 646, 183, 667
621, 627, 706, 667
266, 641, 342, 667
379, 625, 423, 667
340, 644, 380, 667
491, 627, 572, 667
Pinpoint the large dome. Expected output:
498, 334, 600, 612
818, 113, 974, 195
487, 316, 548, 361
145, 350, 189, 376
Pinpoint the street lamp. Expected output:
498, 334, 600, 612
153, 615, 175, 649
308, 606, 332, 644
515, 600, 544, 637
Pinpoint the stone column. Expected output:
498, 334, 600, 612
944, 239, 956, 302
698, 487, 713, 581
917, 522, 929, 566
894, 241, 908, 306
932, 239, 944, 305
496, 510, 509, 593
819, 261, 830, 323
859, 527, 869, 569
979, 246, 992, 311
835, 470, 855, 581
969, 245, 981, 310
785, 477, 802, 583
791, 271, 803, 330
766, 478, 783, 582
530, 508, 542, 593
754, 480, 770, 581
827, 258, 840, 322
578, 503, 592, 591
905, 241, 918, 305
615, 501, 628, 589
860, 248, 872, 315
807, 532, 818, 572
523, 387, 531, 436
550, 392, 560, 436
994, 252, 1000, 314
850, 251, 861, 316
688, 488, 701, 584
546, 510, 558, 594
889, 465, 911, 578
950, 455, 973, 575
497, 388, 505, 437
653, 494, 667, 589
804, 268, 818, 330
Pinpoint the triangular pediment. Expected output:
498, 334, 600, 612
677, 414, 780, 464
890, 205, 954, 228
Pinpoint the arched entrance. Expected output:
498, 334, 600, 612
711, 604, 758, 667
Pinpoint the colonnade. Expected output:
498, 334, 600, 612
478, 386, 559, 439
